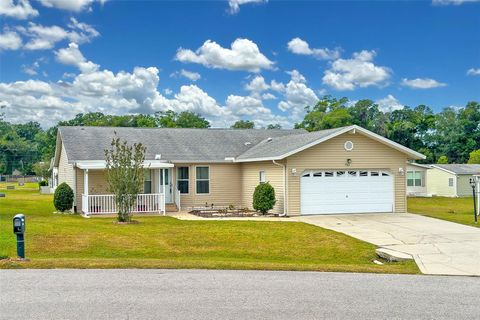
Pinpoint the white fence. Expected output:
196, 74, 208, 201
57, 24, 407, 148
82, 193, 165, 216
174, 188, 181, 211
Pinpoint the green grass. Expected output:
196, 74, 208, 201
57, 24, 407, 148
0, 185, 418, 273
408, 196, 479, 227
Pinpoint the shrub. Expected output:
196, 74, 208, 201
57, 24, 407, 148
54, 182, 74, 212
39, 180, 48, 187
253, 182, 276, 215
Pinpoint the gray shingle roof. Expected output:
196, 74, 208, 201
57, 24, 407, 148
58, 126, 307, 163
235, 127, 347, 160
433, 164, 480, 175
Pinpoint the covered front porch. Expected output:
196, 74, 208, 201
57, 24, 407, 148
77, 160, 179, 216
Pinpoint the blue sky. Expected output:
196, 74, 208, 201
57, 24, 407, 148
0, 0, 479, 128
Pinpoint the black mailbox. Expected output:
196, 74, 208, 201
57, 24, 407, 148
13, 214, 26, 234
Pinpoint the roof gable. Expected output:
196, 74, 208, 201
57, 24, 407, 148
431, 164, 480, 175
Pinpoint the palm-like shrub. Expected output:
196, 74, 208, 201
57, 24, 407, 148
253, 182, 276, 215
54, 182, 74, 212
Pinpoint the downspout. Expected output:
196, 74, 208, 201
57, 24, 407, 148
272, 160, 287, 216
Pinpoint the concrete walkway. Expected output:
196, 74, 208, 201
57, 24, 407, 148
294, 213, 480, 276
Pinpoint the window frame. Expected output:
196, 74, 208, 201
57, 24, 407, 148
407, 170, 424, 187
195, 166, 210, 195
259, 170, 266, 184
177, 166, 190, 194
448, 177, 454, 187
143, 169, 152, 194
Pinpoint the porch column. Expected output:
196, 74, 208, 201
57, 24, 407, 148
84, 169, 89, 215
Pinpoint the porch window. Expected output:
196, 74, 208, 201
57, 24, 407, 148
407, 171, 424, 187
196, 166, 210, 194
177, 167, 189, 194
144, 170, 152, 194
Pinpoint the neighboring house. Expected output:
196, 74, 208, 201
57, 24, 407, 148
52, 125, 424, 216
427, 164, 480, 197
406, 162, 431, 197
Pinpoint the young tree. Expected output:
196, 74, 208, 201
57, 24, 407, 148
105, 136, 146, 222
33, 161, 50, 180
231, 120, 255, 129
468, 150, 480, 164
253, 183, 276, 215
437, 155, 449, 164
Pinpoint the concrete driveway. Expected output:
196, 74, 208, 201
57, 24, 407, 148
294, 213, 480, 276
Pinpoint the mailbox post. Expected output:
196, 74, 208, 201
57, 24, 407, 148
13, 214, 26, 259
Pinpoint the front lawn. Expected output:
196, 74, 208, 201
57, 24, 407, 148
0, 185, 418, 273
408, 196, 478, 227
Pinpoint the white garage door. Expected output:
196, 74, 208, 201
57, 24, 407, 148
300, 170, 394, 215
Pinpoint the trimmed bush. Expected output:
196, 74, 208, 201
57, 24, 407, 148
54, 182, 74, 212
253, 182, 276, 215
39, 180, 48, 187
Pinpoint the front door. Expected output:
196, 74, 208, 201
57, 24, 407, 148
159, 168, 173, 203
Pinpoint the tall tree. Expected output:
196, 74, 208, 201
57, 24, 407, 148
155, 110, 210, 128
231, 120, 255, 129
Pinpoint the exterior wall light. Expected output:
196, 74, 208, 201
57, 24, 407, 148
398, 167, 405, 176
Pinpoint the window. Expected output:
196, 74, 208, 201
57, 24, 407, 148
348, 171, 357, 177
144, 170, 152, 194
196, 166, 210, 194
313, 171, 322, 177
324, 171, 334, 177
259, 170, 266, 183
177, 167, 189, 194
302, 171, 311, 177
336, 171, 345, 177
359, 171, 368, 177
407, 171, 424, 187
449, 178, 454, 187
370, 171, 379, 176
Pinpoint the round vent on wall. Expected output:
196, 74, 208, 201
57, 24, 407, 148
344, 141, 354, 151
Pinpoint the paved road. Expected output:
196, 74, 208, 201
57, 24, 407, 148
1, 269, 480, 319
295, 213, 480, 276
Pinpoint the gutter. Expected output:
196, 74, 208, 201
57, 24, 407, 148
272, 160, 287, 216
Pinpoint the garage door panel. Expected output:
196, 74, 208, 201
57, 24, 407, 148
300, 170, 394, 215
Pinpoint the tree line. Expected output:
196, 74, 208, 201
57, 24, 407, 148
1, 97, 479, 176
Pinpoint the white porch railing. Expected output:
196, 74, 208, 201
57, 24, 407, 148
82, 193, 165, 216
174, 188, 181, 211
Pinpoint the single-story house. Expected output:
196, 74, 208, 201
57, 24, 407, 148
52, 125, 425, 216
427, 164, 480, 197
406, 162, 431, 197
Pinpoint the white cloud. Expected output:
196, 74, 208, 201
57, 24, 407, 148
375, 94, 404, 112
225, 95, 270, 116
0, 30, 22, 50
38, 0, 106, 11
21, 58, 46, 75
261, 92, 276, 100
432, 0, 480, 5
55, 43, 99, 73
467, 68, 480, 76
21, 19, 99, 50
245, 75, 269, 92
228, 0, 267, 14
170, 69, 201, 81
176, 38, 274, 72
322, 50, 391, 90
401, 78, 447, 89
287, 37, 340, 60
164, 88, 173, 96
0, 0, 38, 19
277, 70, 318, 121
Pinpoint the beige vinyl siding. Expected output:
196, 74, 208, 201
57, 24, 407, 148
175, 163, 242, 209
57, 142, 75, 205
457, 175, 474, 197
426, 168, 457, 197
286, 132, 408, 215
241, 161, 285, 214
